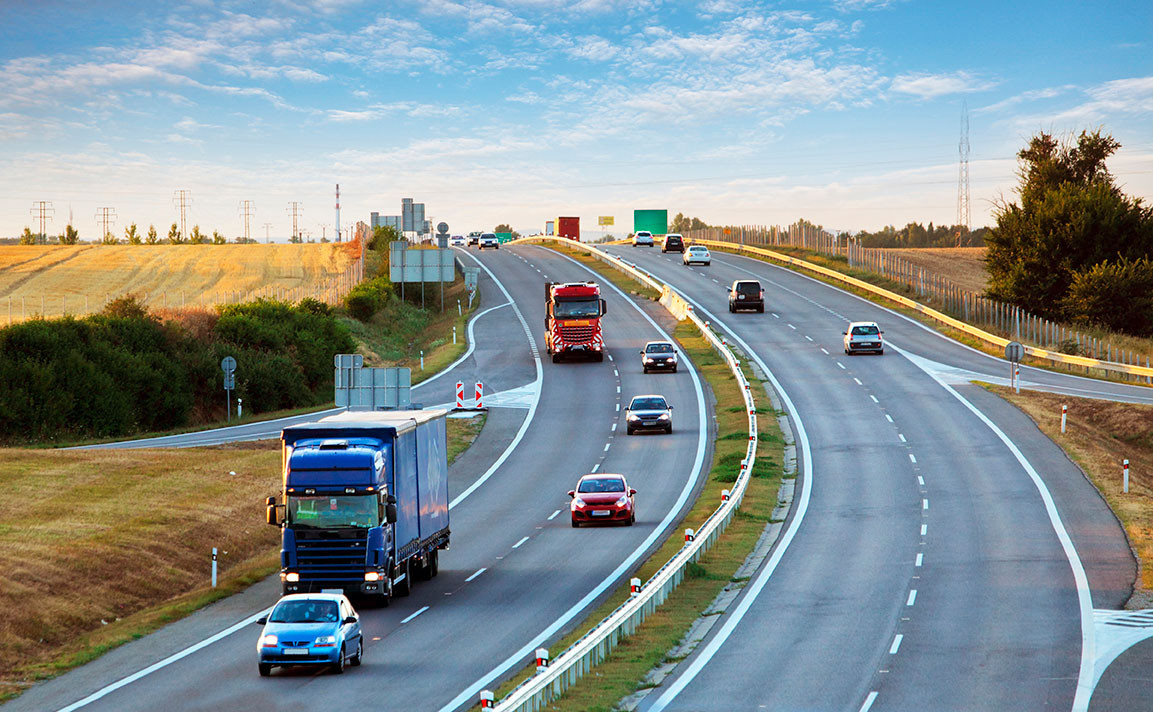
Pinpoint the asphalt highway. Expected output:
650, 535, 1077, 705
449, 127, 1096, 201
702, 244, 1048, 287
605, 245, 1137, 711
9, 244, 713, 712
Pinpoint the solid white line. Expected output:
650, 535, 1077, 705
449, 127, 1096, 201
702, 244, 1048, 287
890, 634, 903, 654
907, 590, 917, 606
917, 476, 925, 486
910, 453, 917, 464
445, 249, 712, 712
401, 606, 430, 624
922, 498, 928, 510
466, 568, 487, 582
547, 510, 560, 521
837, 362, 846, 369
870, 395, 879, 403
853, 377, 862, 385
414, 301, 511, 389
915, 553, 924, 567
647, 293, 813, 712
820, 347, 829, 354
860, 692, 879, 712
512, 536, 529, 549
921, 524, 927, 536
885, 414, 893, 423
898, 433, 906, 443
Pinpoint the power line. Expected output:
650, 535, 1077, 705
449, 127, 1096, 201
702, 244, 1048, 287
173, 190, 192, 242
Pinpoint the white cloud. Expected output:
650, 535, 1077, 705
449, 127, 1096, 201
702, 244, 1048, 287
890, 71, 996, 99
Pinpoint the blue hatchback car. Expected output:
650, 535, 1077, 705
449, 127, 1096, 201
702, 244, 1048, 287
256, 593, 362, 676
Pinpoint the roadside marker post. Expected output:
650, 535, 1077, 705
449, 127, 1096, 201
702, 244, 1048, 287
685, 528, 695, 543
1061, 404, 1067, 434
211, 548, 218, 588
535, 648, 549, 673
630, 578, 641, 596
480, 690, 494, 709
721, 489, 730, 503
456, 382, 465, 409
1124, 459, 1130, 494
475, 382, 483, 409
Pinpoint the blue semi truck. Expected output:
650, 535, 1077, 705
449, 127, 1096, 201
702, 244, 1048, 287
265, 410, 450, 604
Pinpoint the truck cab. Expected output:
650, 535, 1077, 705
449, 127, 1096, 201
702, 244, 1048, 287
545, 281, 607, 362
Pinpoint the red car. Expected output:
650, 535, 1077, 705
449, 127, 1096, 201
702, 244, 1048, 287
569, 474, 636, 527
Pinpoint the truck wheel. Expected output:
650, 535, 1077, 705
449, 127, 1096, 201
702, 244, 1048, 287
395, 561, 411, 597
428, 549, 439, 578
594, 352, 604, 362
551, 353, 562, 364
259, 663, 272, 677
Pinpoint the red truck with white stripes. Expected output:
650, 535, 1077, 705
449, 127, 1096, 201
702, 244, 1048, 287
545, 281, 607, 362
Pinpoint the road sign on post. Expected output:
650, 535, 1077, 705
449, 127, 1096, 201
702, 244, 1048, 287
1005, 341, 1024, 392
221, 356, 236, 421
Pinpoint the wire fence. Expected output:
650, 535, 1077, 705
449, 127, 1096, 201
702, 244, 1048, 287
687, 223, 1153, 384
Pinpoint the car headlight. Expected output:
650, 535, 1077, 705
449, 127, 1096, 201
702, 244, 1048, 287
364, 571, 380, 581
615, 496, 628, 507
314, 635, 337, 647
643, 356, 653, 363
627, 414, 640, 421
574, 498, 587, 508
658, 413, 670, 421
284, 572, 299, 582
261, 634, 279, 648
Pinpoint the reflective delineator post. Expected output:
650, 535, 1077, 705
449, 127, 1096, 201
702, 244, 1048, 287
721, 489, 730, 503
456, 382, 464, 409
630, 577, 641, 596
1124, 459, 1130, 494
211, 547, 218, 588
479, 690, 494, 709
475, 382, 483, 409
1061, 404, 1067, 434
685, 528, 695, 542
1014, 366, 1020, 394
535, 648, 549, 673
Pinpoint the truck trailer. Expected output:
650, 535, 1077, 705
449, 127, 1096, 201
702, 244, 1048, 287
266, 410, 450, 604
545, 281, 606, 362
557, 216, 580, 241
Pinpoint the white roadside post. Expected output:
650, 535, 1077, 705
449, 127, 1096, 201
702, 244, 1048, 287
237, 398, 242, 419
535, 648, 549, 674
211, 548, 218, 588
630, 577, 642, 596
479, 690, 494, 709
1061, 404, 1067, 434
1124, 459, 1130, 494
420, 350, 424, 371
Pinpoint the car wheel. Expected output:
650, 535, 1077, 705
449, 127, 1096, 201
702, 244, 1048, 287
332, 645, 346, 675
878, 349, 885, 355
594, 352, 604, 362
571, 519, 579, 528
666, 424, 673, 434
495, 245, 499, 249
626, 427, 635, 435
259, 663, 272, 677
757, 305, 764, 313
350, 639, 363, 667
628, 513, 635, 526
672, 364, 678, 373
728, 303, 734, 313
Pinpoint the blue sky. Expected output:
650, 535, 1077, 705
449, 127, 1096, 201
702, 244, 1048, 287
1, 0, 1150, 241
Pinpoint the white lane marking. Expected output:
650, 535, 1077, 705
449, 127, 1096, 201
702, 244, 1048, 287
607, 354, 613, 361
820, 347, 829, 354
615, 403, 620, 412
887, 346, 1097, 709
466, 567, 487, 582
885, 414, 894, 423
898, 433, 906, 443
853, 378, 862, 385
512, 536, 529, 549
613, 369, 619, 377
907, 590, 917, 606
414, 301, 511, 389
921, 524, 927, 535
772, 313, 780, 318
647, 293, 813, 712
837, 362, 846, 370
788, 323, 796, 330
889, 634, 903, 654
805, 335, 813, 342
591, 463, 600, 472
870, 395, 879, 403
401, 606, 430, 624
547, 510, 560, 521
918, 476, 925, 486
860, 692, 879, 712
922, 498, 928, 510
910, 453, 917, 464
603, 443, 610, 452
616, 385, 621, 393
915, 553, 924, 567
447, 248, 711, 712
612, 423, 617, 432
711, 278, 719, 283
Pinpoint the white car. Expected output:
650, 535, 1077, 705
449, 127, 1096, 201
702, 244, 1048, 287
478, 233, 500, 250
843, 321, 884, 355
450, 235, 465, 247
683, 245, 710, 266
632, 231, 654, 247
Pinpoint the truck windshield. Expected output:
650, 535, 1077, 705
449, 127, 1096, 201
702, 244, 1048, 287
554, 300, 600, 318
288, 495, 379, 529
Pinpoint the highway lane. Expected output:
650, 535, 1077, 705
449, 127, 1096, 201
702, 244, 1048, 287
607, 246, 1133, 711
12, 244, 712, 712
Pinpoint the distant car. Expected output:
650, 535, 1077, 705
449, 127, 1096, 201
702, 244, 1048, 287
569, 473, 636, 527
450, 235, 466, 247
478, 233, 500, 250
683, 245, 710, 266
727, 280, 764, 313
662, 234, 685, 253
843, 321, 884, 355
625, 394, 673, 434
467, 232, 481, 246
632, 231, 654, 247
640, 340, 678, 373
256, 593, 362, 677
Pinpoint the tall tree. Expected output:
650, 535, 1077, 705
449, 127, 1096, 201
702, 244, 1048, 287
189, 225, 206, 244
59, 225, 80, 245
167, 223, 182, 244
146, 225, 159, 244
212, 230, 227, 244
125, 223, 141, 245
19, 227, 36, 245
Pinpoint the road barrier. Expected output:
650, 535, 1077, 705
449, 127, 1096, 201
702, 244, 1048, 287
487, 237, 762, 711
693, 239, 1153, 381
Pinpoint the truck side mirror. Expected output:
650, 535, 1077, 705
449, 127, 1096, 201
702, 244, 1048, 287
600, 299, 607, 316
266, 496, 276, 506
385, 503, 398, 524
386, 494, 397, 505
266, 505, 280, 527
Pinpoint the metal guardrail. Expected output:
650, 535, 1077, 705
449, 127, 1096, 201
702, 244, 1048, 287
491, 237, 761, 711
696, 239, 1153, 380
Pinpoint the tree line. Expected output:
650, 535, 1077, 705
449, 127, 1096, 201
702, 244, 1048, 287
846, 223, 988, 248
19, 222, 262, 245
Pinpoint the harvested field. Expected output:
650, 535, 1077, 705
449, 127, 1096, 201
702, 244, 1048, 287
0, 243, 360, 322
887, 247, 988, 294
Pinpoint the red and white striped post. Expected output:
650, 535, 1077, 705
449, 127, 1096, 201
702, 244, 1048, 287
479, 690, 495, 709
456, 381, 464, 409
1061, 404, 1067, 434
630, 577, 641, 596
1123, 459, 1130, 494
535, 648, 549, 673
475, 382, 483, 409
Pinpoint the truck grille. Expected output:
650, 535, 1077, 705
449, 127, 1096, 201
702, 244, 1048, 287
295, 536, 366, 582
560, 325, 594, 343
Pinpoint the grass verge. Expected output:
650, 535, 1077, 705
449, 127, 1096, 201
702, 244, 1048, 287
0, 418, 485, 701
481, 296, 784, 709
986, 385, 1153, 600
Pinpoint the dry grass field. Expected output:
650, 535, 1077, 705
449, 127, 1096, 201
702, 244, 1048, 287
886, 246, 988, 294
0, 243, 360, 322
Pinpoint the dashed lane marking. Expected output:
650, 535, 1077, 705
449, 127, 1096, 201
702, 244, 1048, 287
466, 568, 487, 582
401, 606, 430, 624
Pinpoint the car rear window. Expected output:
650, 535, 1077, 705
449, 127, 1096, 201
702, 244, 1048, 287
735, 282, 761, 295
579, 478, 625, 493
852, 325, 879, 336
645, 343, 673, 353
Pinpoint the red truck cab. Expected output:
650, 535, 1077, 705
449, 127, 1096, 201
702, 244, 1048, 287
545, 281, 606, 362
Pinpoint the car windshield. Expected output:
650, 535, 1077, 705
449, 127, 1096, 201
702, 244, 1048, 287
554, 299, 600, 318
645, 343, 673, 354
736, 282, 761, 294
578, 478, 626, 494
288, 494, 379, 529
269, 600, 340, 623
852, 325, 880, 336
630, 397, 667, 410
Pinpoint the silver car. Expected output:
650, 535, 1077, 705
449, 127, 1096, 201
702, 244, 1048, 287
843, 321, 884, 354
625, 394, 673, 435
478, 233, 500, 250
632, 231, 654, 247
683, 245, 710, 266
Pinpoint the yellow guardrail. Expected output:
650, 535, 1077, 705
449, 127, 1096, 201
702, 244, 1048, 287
696, 239, 1153, 380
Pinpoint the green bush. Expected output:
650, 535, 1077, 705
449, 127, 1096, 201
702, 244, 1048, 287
344, 277, 392, 321
1063, 258, 1153, 336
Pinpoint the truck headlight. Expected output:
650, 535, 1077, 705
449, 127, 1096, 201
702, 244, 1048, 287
314, 635, 336, 647
284, 572, 300, 582
261, 634, 279, 648
364, 572, 380, 582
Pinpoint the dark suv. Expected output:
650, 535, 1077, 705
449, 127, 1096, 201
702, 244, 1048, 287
728, 280, 764, 313
662, 234, 685, 253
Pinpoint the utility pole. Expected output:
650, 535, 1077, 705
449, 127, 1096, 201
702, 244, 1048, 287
287, 202, 302, 242
95, 207, 117, 243
173, 189, 192, 242
29, 201, 54, 244
239, 200, 255, 243
262, 222, 273, 243
334, 183, 341, 242
955, 101, 971, 247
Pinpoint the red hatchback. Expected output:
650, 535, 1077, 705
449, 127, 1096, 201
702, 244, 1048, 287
569, 474, 636, 527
